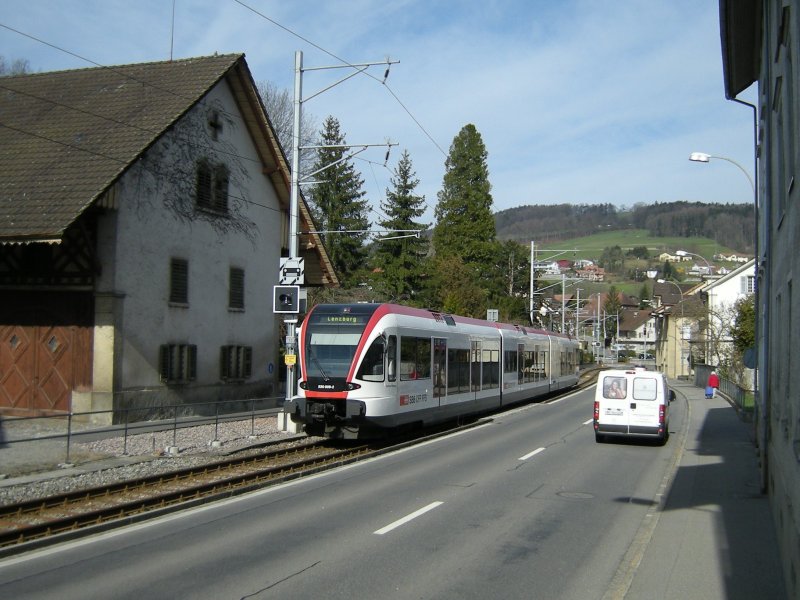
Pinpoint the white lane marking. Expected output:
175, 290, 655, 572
373, 501, 444, 535
583, 419, 594, 425
518, 447, 546, 461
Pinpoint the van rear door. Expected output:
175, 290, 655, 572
627, 374, 660, 434
598, 374, 631, 433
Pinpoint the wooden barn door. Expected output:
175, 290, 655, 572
0, 293, 93, 414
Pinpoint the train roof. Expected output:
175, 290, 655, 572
304, 303, 576, 340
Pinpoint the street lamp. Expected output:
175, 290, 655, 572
675, 249, 715, 280
689, 152, 755, 196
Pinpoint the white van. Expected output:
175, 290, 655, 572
593, 368, 674, 444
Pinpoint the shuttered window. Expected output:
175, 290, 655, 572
220, 345, 253, 381
170, 258, 188, 305
196, 159, 229, 214
229, 267, 245, 310
159, 344, 197, 384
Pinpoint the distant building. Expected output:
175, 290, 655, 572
714, 253, 751, 263
575, 264, 605, 281
556, 259, 572, 272
650, 280, 704, 379
698, 259, 756, 382
658, 252, 689, 263
617, 308, 656, 355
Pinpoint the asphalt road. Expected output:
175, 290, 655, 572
0, 387, 686, 600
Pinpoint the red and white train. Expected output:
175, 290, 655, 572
284, 303, 581, 439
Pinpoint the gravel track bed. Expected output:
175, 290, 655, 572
0, 417, 321, 506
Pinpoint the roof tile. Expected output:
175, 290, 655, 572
0, 54, 242, 240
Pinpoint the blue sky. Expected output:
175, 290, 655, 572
1, 0, 757, 227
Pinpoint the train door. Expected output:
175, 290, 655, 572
517, 344, 524, 385
471, 340, 481, 392
433, 338, 446, 403
386, 335, 397, 384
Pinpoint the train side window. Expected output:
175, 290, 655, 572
448, 348, 470, 393
400, 336, 432, 380
356, 337, 385, 381
482, 341, 500, 390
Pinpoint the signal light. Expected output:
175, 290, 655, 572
273, 285, 300, 313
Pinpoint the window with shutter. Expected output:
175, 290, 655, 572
196, 161, 213, 210
229, 267, 245, 310
159, 343, 197, 384
170, 258, 189, 305
196, 160, 229, 214
219, 345, 253, 381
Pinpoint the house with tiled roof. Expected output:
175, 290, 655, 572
616, 307, 656, 356
0, 54, 337, 420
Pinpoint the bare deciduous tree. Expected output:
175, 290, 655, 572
0, 56, 31, 76
256, 80, 318, 181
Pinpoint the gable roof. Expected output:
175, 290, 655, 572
618, 306, 653, 334
1, 54, 244, 241
699, 258, 755, 292
0, 54, 337, 284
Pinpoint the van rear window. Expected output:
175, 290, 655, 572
633, 377, 658, 400
603, 376, 627, 399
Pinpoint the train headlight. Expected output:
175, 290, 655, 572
346, 382, 361, 391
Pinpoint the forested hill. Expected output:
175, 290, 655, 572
494, 201, 755, 253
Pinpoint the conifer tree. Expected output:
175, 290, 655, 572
433, 124, 496, 272
370, 150, 429, 303
603, 286, 623, 340
431, 124, 500, 314
309, 116, 370, 287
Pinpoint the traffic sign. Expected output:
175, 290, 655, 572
279, 258, 304, 285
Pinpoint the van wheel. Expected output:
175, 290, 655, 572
595, 433, 606, 443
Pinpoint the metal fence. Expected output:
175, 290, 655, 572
693, 363, 753, 417
0, 395, 286, 466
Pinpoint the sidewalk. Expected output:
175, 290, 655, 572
621, 380, 787, 599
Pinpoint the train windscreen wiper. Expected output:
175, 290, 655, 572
307, 346, 331, 382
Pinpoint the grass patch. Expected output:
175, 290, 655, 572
534, 230, 740, 263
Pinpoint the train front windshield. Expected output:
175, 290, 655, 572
306, 330, 362, 379
302, 305, 379, 380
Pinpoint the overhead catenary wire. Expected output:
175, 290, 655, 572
230, 0, 446, 158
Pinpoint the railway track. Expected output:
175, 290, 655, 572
0, 441, 378, 554
0, 375, 601, 556
0, 418, 492, 556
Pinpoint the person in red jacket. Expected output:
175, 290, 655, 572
707, 370, 720, 398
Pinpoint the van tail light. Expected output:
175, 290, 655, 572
593, 401, 600, 422
659, 405, 665, 425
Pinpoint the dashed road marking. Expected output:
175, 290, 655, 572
373, 501, 444, 535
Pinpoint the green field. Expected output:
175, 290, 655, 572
530, 229, 747, 298
532, 229, 740, 263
